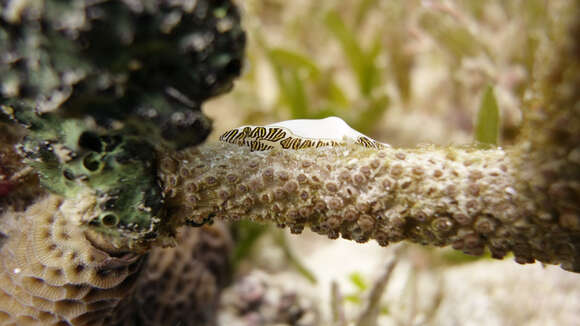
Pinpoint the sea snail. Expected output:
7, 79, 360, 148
219, 116, 389, 151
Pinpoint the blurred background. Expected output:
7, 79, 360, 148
209, 1, 580, 325
206, 0, 548, 146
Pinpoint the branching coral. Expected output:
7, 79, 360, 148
0, 0, 244, 324
160, 136, 579, 271
159, 1, 580, 272
1, 0, 580, 325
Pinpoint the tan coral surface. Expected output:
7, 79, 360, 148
0, 193, 232, 326
159, 0, 580, 273
0, 194, 143, 325
160, 141, 579, 271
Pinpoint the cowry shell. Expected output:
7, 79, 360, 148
219, 116, 389, 151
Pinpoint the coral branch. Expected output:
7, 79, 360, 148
160, 140, 579, 271
158, 0, 580, 274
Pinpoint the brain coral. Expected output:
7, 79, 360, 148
0, 193, 232, 325
0, 193, 144, 325
1, 0, 580, 325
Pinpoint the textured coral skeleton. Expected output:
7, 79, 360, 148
0, 192, 232, 325
0, 0, 579, 325
160, 125, 578, 271
156, 0, 579, 272
0, 0, 243, 324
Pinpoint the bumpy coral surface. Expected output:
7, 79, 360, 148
114, 225, 233, 326
0, 193, 233, 325
157, 0, 580, 274
2, 0, 580, 324
0, 194, 144, 325
160, 141, 578, 271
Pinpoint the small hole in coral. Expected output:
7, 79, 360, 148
79, 132, 102, 152
100, 214, 119, 227
82, 153, 101, 172
62, 169, 75, 180
75, 264, 85, 274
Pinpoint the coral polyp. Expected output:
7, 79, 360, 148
1, 0, 580, 324
160, 138, 580, 271
0, 192, 232, 325
158, 0, 580, 273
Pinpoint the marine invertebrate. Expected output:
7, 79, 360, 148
0, 0, 248, 251
219, 117, 388, 151
159, 1, 580, 271
165, 134, 573, 266
1, 108, 167, 252
0, 0, 245, 149
0, 192, 232, 325
163, 141, 578, 268
0, 193, 144, 325
1, 0, 580, 324
111, 224, 233, 326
